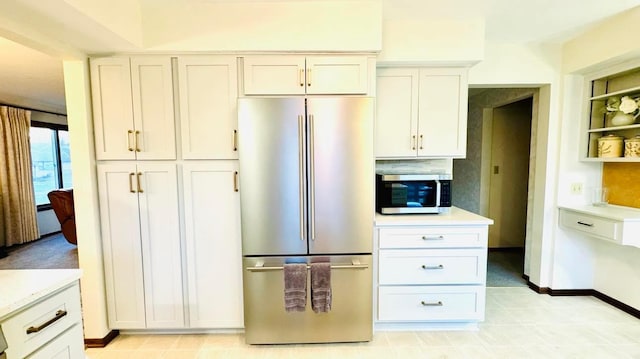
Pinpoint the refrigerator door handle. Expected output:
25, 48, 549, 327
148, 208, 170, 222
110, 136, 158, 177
309, 113, 316, 241
298, 114, 306, 242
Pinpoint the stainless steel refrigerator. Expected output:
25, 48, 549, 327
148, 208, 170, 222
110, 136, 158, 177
238, 97, 374, 344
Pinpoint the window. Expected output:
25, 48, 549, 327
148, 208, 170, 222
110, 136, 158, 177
29, 121, 72, 209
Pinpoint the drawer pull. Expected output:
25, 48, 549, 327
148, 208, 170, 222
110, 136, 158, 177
26, 310, 67, 334
421, 264, 444, 270
422, 235, 444, 241
421, 301, 443, 307
577, 221, 594, 227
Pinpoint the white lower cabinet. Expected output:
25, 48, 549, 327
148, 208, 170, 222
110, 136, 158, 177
2, 280, 84, 359
375, 217, 489, 326
97, 163, 184, 329
182, 162, 244, 328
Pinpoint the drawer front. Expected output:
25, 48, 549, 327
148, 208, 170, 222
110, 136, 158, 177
3, 283, 82, 359
559, 209, 619, 243
378, 286, 485, 322
378, 226, 487, 249
26, 324, 84, 359
379, 249, 486, 285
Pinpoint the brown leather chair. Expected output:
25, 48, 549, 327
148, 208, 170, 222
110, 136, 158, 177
47, 189, 77, 245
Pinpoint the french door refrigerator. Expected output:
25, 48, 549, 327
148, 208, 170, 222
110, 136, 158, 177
238, 97, 374, 344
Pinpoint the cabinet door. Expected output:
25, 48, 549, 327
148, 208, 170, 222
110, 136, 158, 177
417, 68, 468, 158
90, 57, 136, 160
130, 57, 177, 160
243, 55, 306, 95
375, 68, 419, 158
306, 56, 368, 95
25, 324, 85, 359
178, 56, 238, 159
137, 163, 184, 328
183, 162, 243, 328
97, 163, 146, 329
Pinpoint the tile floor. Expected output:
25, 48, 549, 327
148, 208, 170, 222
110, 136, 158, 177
85, 287, 640, 359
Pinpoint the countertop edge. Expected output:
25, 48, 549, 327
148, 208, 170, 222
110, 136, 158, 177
0, 269, 82, 320
558, 204, 640, 222
374, 207, 494, 226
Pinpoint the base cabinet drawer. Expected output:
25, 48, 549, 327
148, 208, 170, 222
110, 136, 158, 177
3, 283, 82, 359
26, 324, 84, 359
378, 286, 485, 322
379, 249, 486, 285
379, 227, 487, 249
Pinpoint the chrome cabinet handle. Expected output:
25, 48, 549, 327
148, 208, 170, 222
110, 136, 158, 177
298, 115, 306, 242
421, 301, 443, 307
26, 310, 67, 334
412, 135, 416, 150
299, 69, 304, 87
577, 221, 593, 227
419, 134, 424, 150
422, 264, 444, 270
136, 172, 143, 193
129, 173, 136, 193
233, 129, 238, 151
234, 171, 239, 192
134, 130, 141, 152
127, 130, 134, 151
422, 235, 444, 240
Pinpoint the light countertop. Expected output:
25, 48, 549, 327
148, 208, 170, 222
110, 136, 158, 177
0, 269, 81, 320
375, 206, 493, 226
558, 204, 640, 222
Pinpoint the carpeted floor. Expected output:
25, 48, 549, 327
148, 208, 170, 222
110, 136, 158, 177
0, 233, 79, 269
486, 248, 527, 287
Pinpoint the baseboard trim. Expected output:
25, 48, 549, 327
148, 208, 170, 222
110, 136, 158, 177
84, 330, 119, 348
524, 279, 640, 320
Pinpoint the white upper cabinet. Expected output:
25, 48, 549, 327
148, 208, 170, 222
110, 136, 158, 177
376, 67, 468, 158
177, 56, 239, 159
242, 55, 369, 95
91, 56, 176, 161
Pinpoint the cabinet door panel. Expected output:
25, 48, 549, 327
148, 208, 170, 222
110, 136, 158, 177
417, 68, 468, 157
375, 68, 419, 158
137, 163, 184, 328
183, 162, 244, 328
306, 56, 368, 95
243, 56, 306, 95
90, 57, 136, 160
178, 56, 238, 159
130, 57, 176, 160
97, 164, 146, 328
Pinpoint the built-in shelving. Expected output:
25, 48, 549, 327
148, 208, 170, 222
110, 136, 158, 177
583, 65, 640, 161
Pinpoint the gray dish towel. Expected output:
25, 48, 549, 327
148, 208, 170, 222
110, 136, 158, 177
311, 262, 332, 313
284, 263, 307, 312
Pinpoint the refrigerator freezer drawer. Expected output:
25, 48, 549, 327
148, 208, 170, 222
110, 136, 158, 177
242, 255, 372, 344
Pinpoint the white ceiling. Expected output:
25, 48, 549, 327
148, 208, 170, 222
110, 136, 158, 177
2, 0, 640, 115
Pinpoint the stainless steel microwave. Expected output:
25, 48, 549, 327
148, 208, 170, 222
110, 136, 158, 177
375, 173, 452, 214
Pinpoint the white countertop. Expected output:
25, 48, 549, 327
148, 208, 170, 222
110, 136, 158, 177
375, 206, 493, 226
0, 269, 81, 320
558, 204, 640, 222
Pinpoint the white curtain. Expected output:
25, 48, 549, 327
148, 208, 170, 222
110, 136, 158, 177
0, 106, 39, 248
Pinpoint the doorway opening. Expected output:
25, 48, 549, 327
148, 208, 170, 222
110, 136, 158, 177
453, 88, 538, 287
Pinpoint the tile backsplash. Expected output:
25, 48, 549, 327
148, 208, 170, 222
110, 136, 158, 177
375, 158, 453, 174
602, 162, 640, 209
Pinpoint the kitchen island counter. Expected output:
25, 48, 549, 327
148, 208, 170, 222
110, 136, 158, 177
375, 206, 493, 226
0, 269, 81, 320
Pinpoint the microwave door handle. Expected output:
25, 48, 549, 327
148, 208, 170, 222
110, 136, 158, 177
436, 180, 441, 207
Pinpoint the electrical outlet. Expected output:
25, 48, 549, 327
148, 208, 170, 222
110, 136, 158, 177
570, 182, 583, 195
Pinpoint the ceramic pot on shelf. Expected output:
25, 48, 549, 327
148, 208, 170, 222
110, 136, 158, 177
597, 134, 624, 157
610, 111, 636, 126
624, 135, 640, 158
